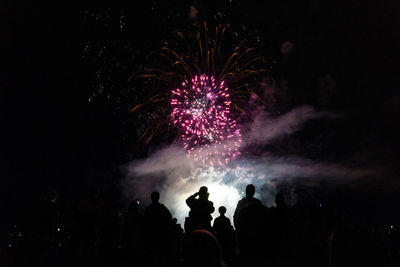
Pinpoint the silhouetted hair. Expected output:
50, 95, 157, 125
183, 230, 224, 267
151, 191, 160, 203
218, 206, 226, 215
245, 184, 256, 197
199, 186, 208, 197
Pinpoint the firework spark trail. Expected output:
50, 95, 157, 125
130, 21, 269, 146
124, 21, 356, 225
171, 74, 242, 166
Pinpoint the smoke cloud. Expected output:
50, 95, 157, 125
122, 105, 371, 226
245, 105, 335, 146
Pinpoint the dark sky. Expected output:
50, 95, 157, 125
3, 1, 400, 243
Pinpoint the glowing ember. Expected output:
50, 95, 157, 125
171, 74, 242, 166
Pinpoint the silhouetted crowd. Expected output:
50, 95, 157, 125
3, 185, 400, 267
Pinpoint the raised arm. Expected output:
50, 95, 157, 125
186, 192, 199, 208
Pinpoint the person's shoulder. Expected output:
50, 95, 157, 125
254, 198, 263, 204
237, 198, 246, 205
144, 204, 153, 211
160, 203, 170, 210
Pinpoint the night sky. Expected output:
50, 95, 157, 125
3, 2, 400, 244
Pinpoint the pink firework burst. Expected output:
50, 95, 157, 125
171, 74, 242, 166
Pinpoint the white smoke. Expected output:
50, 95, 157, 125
245, 105, 335, 146
122, 105, 369, 227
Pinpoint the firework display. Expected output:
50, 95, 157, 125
171, 74, 242, 165
82, 10, 270, 160
133, 21, 269, 159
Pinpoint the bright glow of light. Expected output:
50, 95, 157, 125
163, 167, 242, 227
171, 75, 242, 166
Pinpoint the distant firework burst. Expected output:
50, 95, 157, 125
81, 10, 272, 152
131, 20, 270, 156
171, 74, 242, 166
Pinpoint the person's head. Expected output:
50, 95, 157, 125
183, 230, 224, 267
245, 184, 256, 198
218, 206, 226, 216
275, 193, 286, 207
199, 186, 209, 199
151, 191, 160, 203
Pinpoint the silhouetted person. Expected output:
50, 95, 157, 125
171, 218, 184, 266
143, 191, 173, 267
270, 193, 294, 266
144, 191, 173, 230
272, 193, 293, 239
75, 187, 104, 265
172, 218, 184, 236
213, 206, 235, 265
233, 184, 262, 229
183, 230, 225, 267
185, 186, 215, 234
274, 193, 291, 219
122, 199, 145, 266
213, 207, 233, 235
234, 185, 269, 267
